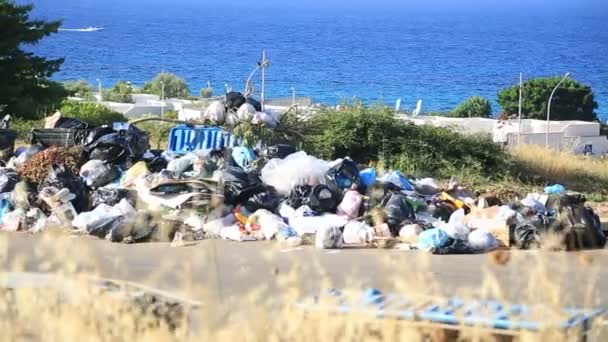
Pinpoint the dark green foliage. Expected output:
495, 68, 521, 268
143, 73, 190, 99
59, 101, 127, 127
0, 1, 67, 119
498, 76, 598, 121
305, 104, 512, 179
451, 96, 492, 118
102, 81, 134, 103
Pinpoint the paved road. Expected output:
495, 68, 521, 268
2, 232, 608, 306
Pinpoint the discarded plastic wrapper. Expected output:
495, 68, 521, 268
260, 152, 330, 195
467, 228, 499, 252
399, 224, 422, 244
246, 209, 290, 240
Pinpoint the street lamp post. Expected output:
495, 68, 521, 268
96, 79, 102, 101
160, 81, 165, 119
545, 72, 571, 148
291, 87, 296, 106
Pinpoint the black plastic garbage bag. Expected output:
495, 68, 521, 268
381, 191, 415, 236
286, 185, 312, 209
223, 166, 265, 205
555, 193, 606, 250
245, 187, 282, 213
246, 97, 262, 111
513, 222, 542, 249
143, 150, 168, 173
91, 188, 137, 208
108, 213, 179, 243
199, 149, 227, 177
85, 125, 149, 164
226, 92, 247, 111
325, 158, 360, 197
80, 161, 121, 189
0, 168, 18, 193
55, 117, 89, 129
39, 165, 88, 213
84, 126, 116, 145
431, 239, 474, 255
260, 145, 297, 160
286, 184, 339, 213
88, 215, 124, 238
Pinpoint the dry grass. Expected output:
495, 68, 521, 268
0, 231, 606, 341
511, 144, 608, 197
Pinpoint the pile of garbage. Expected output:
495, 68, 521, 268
0, 112, 605, 253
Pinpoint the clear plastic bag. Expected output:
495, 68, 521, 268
80, 160, 120, 189
260, 152, 330, 195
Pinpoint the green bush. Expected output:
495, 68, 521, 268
59, 101, 127, 127
143, 73, 190, 99
102, 81, 134, 103
498, 76, 598, 121
304, 103, 512, 179
10, 119, 43, 142
451, 96, 492, 118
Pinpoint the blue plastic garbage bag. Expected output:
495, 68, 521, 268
544, 184, 566, 195
359, 168, 377, 189
418, 228, 451, 250
232, 147, 256, 171
380, 171, 414, 191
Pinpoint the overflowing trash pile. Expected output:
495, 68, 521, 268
0, 109, 606, 253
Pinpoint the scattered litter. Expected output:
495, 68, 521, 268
0, 114, 602, 255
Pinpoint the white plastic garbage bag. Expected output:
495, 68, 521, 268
336, 190, 363, 220
342, 221, 375, 244
436, 209, 470, 240
399, 224, 422, 244
260, 152, 330, 195
247, 209, 290, 240
167, 153, 196, 176
220, 224, 256, 242
291, 213, 348, 236
467, 228, 499, 252
237, 103, 256, 122
224, 111, 239, 128
252, 111, 279, 128
203, 101, 226, 124
315, 225, 343, 249
203, 214, 236, 236
72, 199, 135, 232
278, 202, 296, 221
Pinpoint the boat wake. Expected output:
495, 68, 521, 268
59, 27, 103, 32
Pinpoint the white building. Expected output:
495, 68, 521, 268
398, 115, 608, 154
95, 93, 193, 118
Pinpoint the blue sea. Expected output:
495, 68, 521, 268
27, 0, 608, 118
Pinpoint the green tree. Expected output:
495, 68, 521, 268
64, 80, 94, 100
498, 76, 598, 121
0, 1, 67, 119
102, 80, 134, 103
143, 73, 190, 99
59, 100, 126, 127
451, 96, 492, 118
